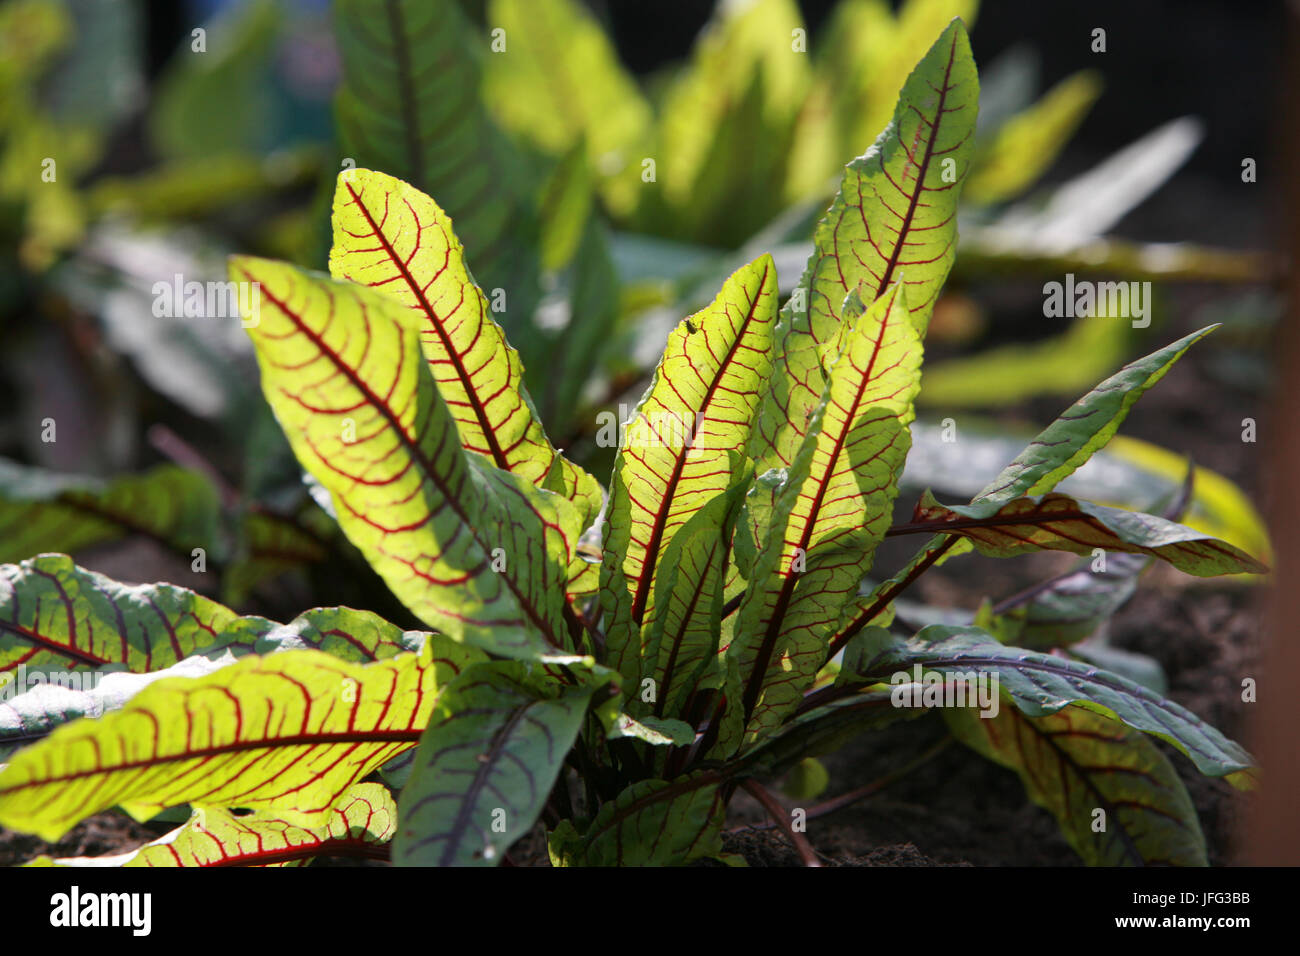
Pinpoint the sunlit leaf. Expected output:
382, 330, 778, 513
646, 0, 809, 243
732, 283, 921, 746
483, 0, 650, 216
0, 648, 456, 841
751, 18, 978, 476
642, 481, 749, 722
966, 70, 1101, 205
31, 782, 398, 868
329, 167, 602, 531
600, 255, 777, 684
232, 255, 583, 660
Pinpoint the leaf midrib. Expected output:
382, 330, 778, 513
0, 729, 424, 795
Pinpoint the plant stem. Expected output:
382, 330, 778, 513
741, 779, 822, 867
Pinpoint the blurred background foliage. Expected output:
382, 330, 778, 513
0, 0, 1280, 626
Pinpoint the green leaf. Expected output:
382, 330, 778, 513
0, 459, 220, 565
536, 141, 595, 273
394, 663, 590, 866
851, 626, 1255, 779
733, 283, 922, 746
538, 215, 621, 434
946, 703, 1207, 865
328, 167, 603, 532
606, 713, 695, 748
648, 0, 809, 242
893, 324, 1227, 572
825, 1, 980, 176
483, 0, 650, 217
0, 648, 455, 841
966, 70, 1101, 205
752, 18, 978, 477
31, 782, 398, 868
1006, 551, 1151, 648
902, 425, 1271, 570
0, 554, 262, 677
599, 256, 778, 684
903, 489, 1267, 577
642, 480, 750, 722
562, 772, 726, 867
782, 757, 829, 801
148, 0, 280, 161
231, 255, 583, 660
334, 0, 541, 332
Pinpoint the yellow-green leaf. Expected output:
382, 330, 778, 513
0, 648, 455, 842
483, 0, 650, 216
31, 782, 398, 867
599, 256, 778, 684
966, 70, 1101, 205
328, 167, 602, 532
732, 282, 922, 747
231, 255, 583, 660
752, 18, 978, 477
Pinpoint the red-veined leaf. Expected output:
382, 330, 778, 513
0, 647, 460, 841
329, 167, 602, 533
946, 703, 1207, 865
899, 490, 1267, 577
394, 663, 591, 866
231, 255, 584, 660
730, 283, 922, 748
599, 255, 777, 683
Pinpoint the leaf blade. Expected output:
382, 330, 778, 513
906, 490, 1267, 577
946, 703, 1207, 866
0, 649, 454, 841
394, 664, 590, 866
232, 255, 581, 659
329, 168, 602, 529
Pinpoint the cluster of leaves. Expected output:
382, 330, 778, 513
0, 0, 1270, 613
0, 21, 1267, 867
